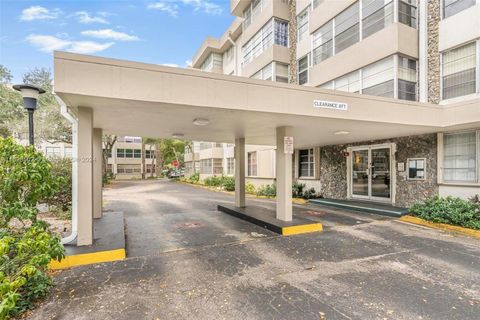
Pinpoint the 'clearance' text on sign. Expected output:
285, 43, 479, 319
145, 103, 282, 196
313, 100, 348, 111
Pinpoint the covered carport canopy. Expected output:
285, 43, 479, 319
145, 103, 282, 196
53, 51, 480, 246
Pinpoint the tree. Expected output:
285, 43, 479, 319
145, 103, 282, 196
144, 138, 162, 178
21, 68, 72, 144
143, 138, 187, 177
0, 65, 13, 84
0, 83, 23, 138
102, 134, 117, 177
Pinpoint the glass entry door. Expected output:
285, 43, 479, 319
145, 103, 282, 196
351, 146, 391, 201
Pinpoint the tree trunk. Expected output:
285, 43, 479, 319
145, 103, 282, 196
288, 0, 298, 84
141, 139, 146, 179
149, 145, 155, 178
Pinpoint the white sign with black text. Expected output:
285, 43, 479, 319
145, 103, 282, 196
313, 100, 348, 111
284, 136, 294, 154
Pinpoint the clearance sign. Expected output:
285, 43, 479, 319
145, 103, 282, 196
313, 100, 348, 111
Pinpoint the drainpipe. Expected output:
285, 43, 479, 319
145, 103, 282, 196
227, 33, 237, 75
55, 95, 78, 245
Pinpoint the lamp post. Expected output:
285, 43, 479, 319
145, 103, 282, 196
13, 84, 45, 146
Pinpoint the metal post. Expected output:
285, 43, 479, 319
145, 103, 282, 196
28, 109, 34, 145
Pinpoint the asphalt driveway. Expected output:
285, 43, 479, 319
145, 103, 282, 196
29, 179, 480, 320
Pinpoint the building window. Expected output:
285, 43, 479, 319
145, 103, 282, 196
334, 71, 360, 93
252, 62, 289, 83
443, 131, 478, 183
398, 56, 417, 101
334, 2, 360, 54
443, 0, 476, 19
398, 0, 417, 28
297, 7, 309, 42
275, 63, 289, 83
45, 147, 61, 158
243, 0, 264, 30
106, 164, 113, 174
117, 148, 141, 158
248, 152, 257, 176
442, 42, 477, 100
146, 164, 156, 174
298, 54, 310, 85
312, 21, 333, 65
299, 149, 315, 177
407, 158, 426, 180
145, 150, 155, 159
213, 159, 223, 175
242, 18, 288, 66
104, 148, 112, 158
362, 56, 395, 98
117, 164, 141, 174
200, 159, 213, 174
201, 53, 223, 72
361, 0, 394, 39
121, 136, 142, 143
226, 158, 235, 175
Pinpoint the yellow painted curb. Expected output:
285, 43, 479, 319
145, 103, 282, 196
49, 249, 126, 270
282, 223, 323, 236
399, 216, 480, 239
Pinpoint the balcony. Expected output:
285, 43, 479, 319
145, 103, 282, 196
242, 45, 290, 78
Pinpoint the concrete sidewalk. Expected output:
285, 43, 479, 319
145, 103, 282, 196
29, 180, 480, 320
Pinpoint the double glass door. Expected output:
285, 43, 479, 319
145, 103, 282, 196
351, 146, 391, 201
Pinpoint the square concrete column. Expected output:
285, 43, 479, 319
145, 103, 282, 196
276, 126, 293, 221
77, 107, 94, 245
234, 137, 246, 208
93, 128, 103, 219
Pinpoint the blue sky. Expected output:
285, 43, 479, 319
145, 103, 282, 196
0, 0, 234, 82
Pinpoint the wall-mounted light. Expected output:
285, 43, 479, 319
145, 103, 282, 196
172, 133, 184, 138
193, 118, 209, 126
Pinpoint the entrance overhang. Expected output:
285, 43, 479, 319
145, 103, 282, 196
54, 51, 480, 148
53, 51, 480, 246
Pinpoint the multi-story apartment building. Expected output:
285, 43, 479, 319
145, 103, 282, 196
39, 136, 157, 180
185, 0, 480, 206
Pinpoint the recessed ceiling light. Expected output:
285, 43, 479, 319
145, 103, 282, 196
334, 131, 350, 135
193, 118, 209, 126
172, 133, 184, 138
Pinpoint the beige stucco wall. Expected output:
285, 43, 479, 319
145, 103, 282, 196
296, 35, 311, 61
439, 185, 480, 200
199, 147, 224, 160
438, 4, 480, 52
309, 0, 357, 33
309, 23, 419, 87
241, 44, 290, 77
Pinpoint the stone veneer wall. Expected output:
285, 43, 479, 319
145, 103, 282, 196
427, 0, 441, 104
319, 134, 439, 208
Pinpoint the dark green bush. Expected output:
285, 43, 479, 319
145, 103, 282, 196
187, 172, 200, 184
256, 184, 276, 197
409, 196, 480, 230
46, 157, 71, 214
292, 182, 305, 198
222, 176, 235, 191
203, 175, 223, 187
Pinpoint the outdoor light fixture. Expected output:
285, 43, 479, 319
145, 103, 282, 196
13, 84, 45, 145
172, 133, 184, 138
334, 131, 350, 135
193, 118, 209, 126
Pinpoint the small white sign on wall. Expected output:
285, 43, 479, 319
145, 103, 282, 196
284, 136, 294, 154
313, 100, 348, 111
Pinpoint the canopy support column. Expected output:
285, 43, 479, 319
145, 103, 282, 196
276, 126, 293, 221
93, 128, 103, 219
234, 137, 246, 208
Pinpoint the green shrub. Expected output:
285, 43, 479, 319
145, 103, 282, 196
302, 187, 318, 200
222, 176, 235, 191
410, 196, 480, 230
187, 172, 200, 184
245, 182, 256, 194
292, 182, 306, 198
46, 157, 71, 215
0, 137, 65, 318
256, 184, 276, 197
203, 175, 223, 187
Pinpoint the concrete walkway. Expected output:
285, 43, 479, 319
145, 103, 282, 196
30, 180, 480, 320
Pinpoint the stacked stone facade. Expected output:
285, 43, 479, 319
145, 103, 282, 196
319, 134, 438, 207
427, 0, 441, 104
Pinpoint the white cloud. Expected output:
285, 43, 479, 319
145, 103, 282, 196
147, 2, 179, 17
74, 11, 109, 24
26, 34, 114, 54
161, 63, 180, 68
185, 60, 192, 67
68, 41, 114, 54
147, 0, 222, 16
20, 6, 61, 21
81, 29, 139, 41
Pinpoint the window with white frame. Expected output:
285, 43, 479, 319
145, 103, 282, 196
321, 55, 417, 100
145, 150, 155, 159
362, 0, 394, 39
248, 152, 257, 176
243, 0, 264, 30
442, 42, 477, 100
146, 164, 156, 174
443, 0, 476, 19
334, 2, 360, 54
276, 63, 289, 83
213, 159, 223, 175
252, 63, 273, 80
443, 131, 479, 183
117, 164, 141, 174
297, 7, 309, 42
398, 56, 417, 101
226, 158, 235, 175
242, 19, 288, 66
362, 56, 395, 98
116, 148, 142, 158
200, 159, 212, 174
201, 53, 223, 72
299, 149, 315, 177
298, 54, 310, 85
251, 62, 289, 82
312, 21, 333, 65
398, 0, 417, 28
